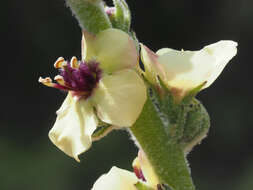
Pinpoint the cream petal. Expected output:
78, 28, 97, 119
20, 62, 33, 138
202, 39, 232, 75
202, 40, 238, 88
81, 30, 96, 62
49, 93, 98, 162
156, 40, 237, 91
140, 44, 166, 85
92, 69, 147, 127
91, 166, 138, 190
82, 28, 138, 73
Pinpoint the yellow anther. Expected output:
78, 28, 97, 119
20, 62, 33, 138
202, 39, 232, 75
54, 57, 66, 68
38, 77, 55, 87
54, 75, 65, 86
70, 56, 79, 68
38, 77, 52, 83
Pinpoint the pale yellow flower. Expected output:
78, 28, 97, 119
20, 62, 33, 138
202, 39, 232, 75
39, 29, 147, 161
92, 150, 159, 190
140, 41, 237, 97
92, 166, 138, 190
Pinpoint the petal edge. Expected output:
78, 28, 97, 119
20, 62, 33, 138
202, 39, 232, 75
49, 93, 98, 161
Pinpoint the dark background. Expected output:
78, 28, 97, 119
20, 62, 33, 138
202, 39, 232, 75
2, 0, 253, 190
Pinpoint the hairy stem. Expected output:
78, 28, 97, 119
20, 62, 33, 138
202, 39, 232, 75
66, 0, 111, 34
130, 96, 195, 190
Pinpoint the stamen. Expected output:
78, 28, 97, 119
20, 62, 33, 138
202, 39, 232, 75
38, 77, 55, 87
39, 76, 72, 91
54, 57, 66, 68
40, 58, 102, 99
54, 75, 65, 86
70, 56, 79, 68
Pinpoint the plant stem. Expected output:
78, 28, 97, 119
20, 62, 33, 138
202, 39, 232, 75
129, 96, 195, 190
66, 0, 111, 34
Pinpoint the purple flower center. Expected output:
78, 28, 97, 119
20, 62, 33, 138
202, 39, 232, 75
59, 61, 102, 98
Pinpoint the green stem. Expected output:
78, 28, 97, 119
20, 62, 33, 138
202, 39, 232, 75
66, 0, 111, 34
130, 96, 195, 190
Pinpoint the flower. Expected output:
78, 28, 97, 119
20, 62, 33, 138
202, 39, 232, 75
39, 29, 147, 161
91, 150, 159, 190
92, 167, 138, 190
140, 41, 237, 98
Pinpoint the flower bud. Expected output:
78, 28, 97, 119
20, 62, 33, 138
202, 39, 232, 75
105, 0, 131, 32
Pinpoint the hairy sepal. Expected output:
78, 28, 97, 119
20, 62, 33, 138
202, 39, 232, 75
109, 0, 131, 32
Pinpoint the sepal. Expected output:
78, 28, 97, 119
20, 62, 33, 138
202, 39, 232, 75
148, 79, 210, 153
182, 81, 207, 103
179, 98, 210, 153
107, 0, 131, 32
91, 123, 114, 141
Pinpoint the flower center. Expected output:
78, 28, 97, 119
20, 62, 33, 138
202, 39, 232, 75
39, 57, 102, 99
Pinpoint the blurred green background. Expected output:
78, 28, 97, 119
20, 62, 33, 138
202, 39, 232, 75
2, 0, 253, 189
